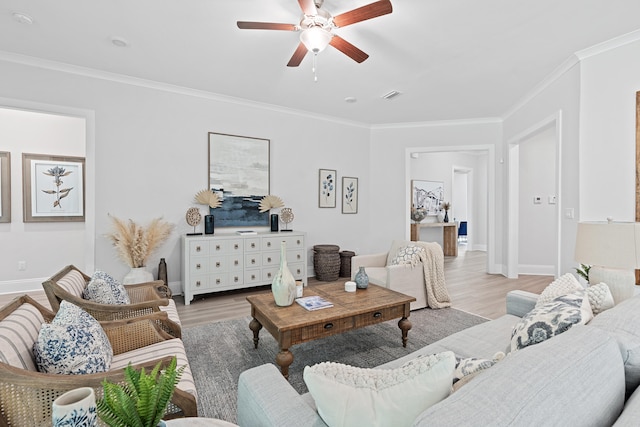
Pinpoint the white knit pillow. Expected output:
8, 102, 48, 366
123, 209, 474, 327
304, 351, 455, 427
535, 273, 583, 308
586, 282, 615, 315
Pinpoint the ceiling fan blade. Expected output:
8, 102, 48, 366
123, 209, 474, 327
237, 21, 297, 31
329, 35, 369, 63
332, 0, 393, 28
298, 0, 317, 16
287, 42, 309, 67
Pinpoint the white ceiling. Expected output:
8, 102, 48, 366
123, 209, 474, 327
1, 0, 640, 125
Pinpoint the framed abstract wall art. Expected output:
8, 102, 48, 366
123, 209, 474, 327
0, 152, 10, 223
208, 132, 270, 227
342, 176, 358, 214
318, 168, 336, 208
411, 180, 444, 216
22, 153, 85, 222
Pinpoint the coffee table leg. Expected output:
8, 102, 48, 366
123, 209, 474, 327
249, 318, 262, 349
276, 348, 294, 380
398, 317, 412, 348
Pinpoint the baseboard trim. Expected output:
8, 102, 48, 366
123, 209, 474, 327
0, 278, 46, 294
518, 265, 555, 276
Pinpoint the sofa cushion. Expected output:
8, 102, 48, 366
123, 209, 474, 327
586, 282, 615, 315
33, 301, 113, 374
589, 294, 640, 397
389, 245, 425, 267
83, 271, 130, 304
111, 337, 197, 398
535, 273, 582, 307
511, 290, 592, 352
56, 269, 88, 298
0, 302, 45, 371
454, 352, 504, 383
415, 326, 625, 427
304, 351, 455, 427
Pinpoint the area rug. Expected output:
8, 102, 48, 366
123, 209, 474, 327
182, 307, 487, 423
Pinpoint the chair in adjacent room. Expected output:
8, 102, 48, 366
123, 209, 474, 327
458, 221, 468, 243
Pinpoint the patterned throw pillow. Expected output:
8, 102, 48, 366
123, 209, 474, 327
535, 273, 583, 308
453, 351, 505, 383
33, 301, 113, 374
390, 245, 425, 267
511, 290, 593, 352
83, 270, 130, 304
304, 351, 455, 427
586, 282, 615, 315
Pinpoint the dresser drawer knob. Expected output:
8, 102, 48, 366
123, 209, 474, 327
297, 254, 301, 260
196, 281, 201, 287
251, 259, 256, 264
267, 257, 272, 263
267, 273, 272, 278
324, 323, 333, 330
216, 278, 221, 285
251, 274, 256, 280
196, 246, 201, 252
234, 276, 239, 282
234, 244, 239, 250
297, 240, 301, 244
215, 245, 221, 251
373, 312, 382, 318
296, 269, 301, 274
267, 242, 272, 247
234, 260, 239, 266
251, 243, 256, 248
196, 263, 201, 269
215, 262, 221, 268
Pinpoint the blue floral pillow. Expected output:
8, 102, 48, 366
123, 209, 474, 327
33, 301, 113, 374
83, 270, 130, 304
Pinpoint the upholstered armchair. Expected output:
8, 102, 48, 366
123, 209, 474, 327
0, 295, 197, 426
351, 240, 448, 310
42, 264, 181, 338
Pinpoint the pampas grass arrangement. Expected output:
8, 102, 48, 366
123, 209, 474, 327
106, 215, 174, 268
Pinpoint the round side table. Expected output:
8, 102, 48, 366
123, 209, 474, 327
165, 418, 238, 427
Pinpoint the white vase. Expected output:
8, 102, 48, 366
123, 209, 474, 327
123, 267, 154, 284
272, 241, 297, 306
52, 387, 97, 427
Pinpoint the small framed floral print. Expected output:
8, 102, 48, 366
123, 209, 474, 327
318, 169, 336, 208
342, 177, 358, 214
22, 153, 85, 222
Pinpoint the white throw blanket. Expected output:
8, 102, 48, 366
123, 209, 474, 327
413, 241, 451, 309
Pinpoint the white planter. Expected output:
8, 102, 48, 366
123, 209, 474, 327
52, 387, 97, 427
123, 267, 154, 284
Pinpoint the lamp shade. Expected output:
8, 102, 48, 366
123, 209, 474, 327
300, 27, 332, 53
574, 221, 640, 269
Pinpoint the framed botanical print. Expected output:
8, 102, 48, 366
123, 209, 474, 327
318, 168, 336, 208
22, 153, 85, 222
342, 176, 358, 214
208, 132, 270, 227
0, 152, 10, 223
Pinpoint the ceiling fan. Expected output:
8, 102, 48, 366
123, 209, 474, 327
237, 0, 393, 67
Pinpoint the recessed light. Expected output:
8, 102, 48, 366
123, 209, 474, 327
12, 12, 34, 25
110, 36, 130, 48
344, 97, 357, 103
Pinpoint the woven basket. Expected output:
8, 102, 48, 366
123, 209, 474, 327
314, 244, 341, 281
339, 251, 356, 278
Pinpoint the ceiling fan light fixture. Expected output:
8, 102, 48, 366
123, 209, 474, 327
300, 27, 332, 53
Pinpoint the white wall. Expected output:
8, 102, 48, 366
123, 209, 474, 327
580, 39, 640, 222
0, 108, 86, 291
0, 60, 372, 293
518, 126, 557, 274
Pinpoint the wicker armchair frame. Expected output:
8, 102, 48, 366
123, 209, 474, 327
0, 295, 197, 427
42, 265, 181, 338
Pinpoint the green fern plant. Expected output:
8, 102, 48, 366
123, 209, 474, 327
97, 357, 184, 427
575, 263, 591, 283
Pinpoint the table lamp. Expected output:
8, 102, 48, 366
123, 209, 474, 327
574, 220, 640, 304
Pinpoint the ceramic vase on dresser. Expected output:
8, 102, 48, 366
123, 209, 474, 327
272, 241, 297, 306
52, 387, 97, 427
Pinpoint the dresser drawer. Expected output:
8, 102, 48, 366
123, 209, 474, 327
289, 263, 305, 280
189, 258, 209, 276
262, 235, 305, 251
262, 252, 279, 267
190, 241, 209, 256
287, 250, 304, 264
245, 238, 261, 252
245, 253, 261, 268
245, 269, 262, 284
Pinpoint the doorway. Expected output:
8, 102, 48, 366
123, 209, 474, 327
453, 167, 471, 248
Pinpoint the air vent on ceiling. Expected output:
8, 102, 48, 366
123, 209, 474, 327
382, 90, 401, 100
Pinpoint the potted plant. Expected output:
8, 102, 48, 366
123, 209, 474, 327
97, 357, 184, 427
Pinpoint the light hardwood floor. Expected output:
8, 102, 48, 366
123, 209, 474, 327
1, 246, 552, 327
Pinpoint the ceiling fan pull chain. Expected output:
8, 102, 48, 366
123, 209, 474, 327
313, 52, 318, 82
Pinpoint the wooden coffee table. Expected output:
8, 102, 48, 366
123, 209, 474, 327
246, 282, 416, 378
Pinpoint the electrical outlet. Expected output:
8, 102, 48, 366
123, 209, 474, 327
533, 196, 542, 205
18, 261, 26, 271
548, 195, 557, 205
565, 208, 575, 219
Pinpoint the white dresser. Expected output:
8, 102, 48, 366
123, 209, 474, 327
181, 231, 307, 305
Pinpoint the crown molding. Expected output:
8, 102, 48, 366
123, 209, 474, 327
371, 117, 502, 130
575, 28, 640, 60
0, 50, 370, 129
